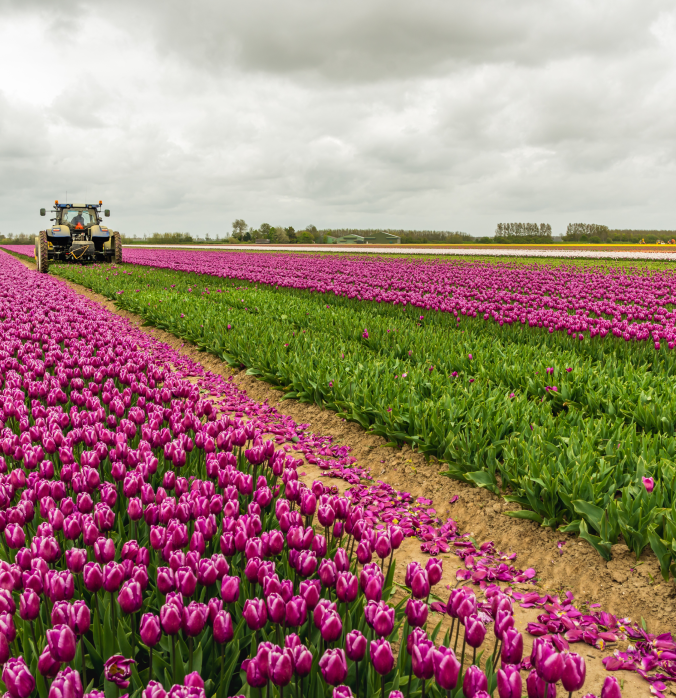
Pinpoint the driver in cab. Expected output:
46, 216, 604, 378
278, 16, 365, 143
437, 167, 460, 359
72, 211, 85, 229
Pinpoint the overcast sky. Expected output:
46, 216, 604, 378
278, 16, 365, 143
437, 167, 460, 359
1, 0, 675, 237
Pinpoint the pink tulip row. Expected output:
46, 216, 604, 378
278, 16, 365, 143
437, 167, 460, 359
110, 248, 676, 349
3, 244, 675, 348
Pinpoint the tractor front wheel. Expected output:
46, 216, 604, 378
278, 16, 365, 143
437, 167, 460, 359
113, 230, 122, 264
37, 230, 49, 273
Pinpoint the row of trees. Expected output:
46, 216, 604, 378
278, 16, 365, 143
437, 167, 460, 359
232, 221, 321, 244
563, 225, 676, 243
494, 223, 553, 243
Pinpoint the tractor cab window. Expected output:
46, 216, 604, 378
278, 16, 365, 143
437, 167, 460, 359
62, 209, 97, 228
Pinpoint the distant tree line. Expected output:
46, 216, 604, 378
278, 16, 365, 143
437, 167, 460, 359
231, 221, 321, 244
563, 225, 676, 244
0, 233, 34, 244
493, 223, 553, 243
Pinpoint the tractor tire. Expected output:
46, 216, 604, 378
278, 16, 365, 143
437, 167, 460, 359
38, 230, 49, 273
113, 230, 122, 264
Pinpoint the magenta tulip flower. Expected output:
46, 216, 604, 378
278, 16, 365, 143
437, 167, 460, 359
103, 654, 135, 688
46, 624, 77, 663
140, 614, 162, 647
370, 639, 394, 675
432, 646, 460, 691
3, 658, 35, 698
319, 648, 348, 686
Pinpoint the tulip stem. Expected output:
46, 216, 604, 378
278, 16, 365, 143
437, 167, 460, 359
356, 661, 360, 698
110, 592, 117, 648
295, 676, 299, 698
219, 644, 225, 698
472, 647, 476, 666
453, 621, 460, 654
405, 660, 412, 698
421, 679, 426, 698
459, 635, 467, 678
81, 635, 87, 690
189, 636, 193, 673
172, 635, 177, 684
149, 646, 153, 684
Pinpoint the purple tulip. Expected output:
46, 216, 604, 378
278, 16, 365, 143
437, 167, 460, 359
356, 541, 372, 565
71, 600, 91, 635
221, 575, 240, 604
143, 681, 167, 698
642, 476, 655, 493
333, 687, 353, 698
243, 598, 267, 630
140, 613, 162, 647
374, 533, 391, 560
291, 644, 313, 677
425, 558, 443, 585
412, 639, 435, 680
38, 646, 61, 679
185, 671, 204, 689
46, 624, 77, 662
160, 603, 182, 635
5, 524, 25, 550
432, 646, 460, 690
410, 569, 431, 599
0, 632, 9, 665
118, 580, 143, 615
370, 639, 394, 676
65, 548, 87, 574
501, 628, 524, 664
3, 658, 35, 698
48, 667, 82, 698
102, 561, 124, 593
243, 658, 267, 688
345, 630, 367, 662
299, 579, 321, 609
526, 670, 556, 698
321, 609, 343, 642
104, 654, 135, 688
538, 645, 564, 684
19, 589, 40, 621
182, 602, 208, 637
319, 648, 348, 686
268, 648, 293, 687
335, 572, 358, 604
365, 600, 395, 637
405, 598, 429, 628
267, 593, 286, 625
463, 665, 488, 698
497, 664, 522, 698
285, 596, 307, 627
319, 559, 338, 588
561, 652, 586, 692
464, 614, 486, 648
601, 676, 622, 698
213, 610, 234, 644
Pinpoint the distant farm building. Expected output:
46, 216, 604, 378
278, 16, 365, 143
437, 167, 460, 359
327, 232, 401, 245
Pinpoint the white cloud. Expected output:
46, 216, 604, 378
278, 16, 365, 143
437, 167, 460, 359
0, 0, 675, 237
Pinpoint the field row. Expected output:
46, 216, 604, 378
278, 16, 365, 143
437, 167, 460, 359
52, 257, 676, 582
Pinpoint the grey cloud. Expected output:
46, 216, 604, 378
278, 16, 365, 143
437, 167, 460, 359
0, 0, 676, 238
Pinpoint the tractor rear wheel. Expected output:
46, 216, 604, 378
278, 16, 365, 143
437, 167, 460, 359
38, 230, 49, 273
113, 230, 122, 264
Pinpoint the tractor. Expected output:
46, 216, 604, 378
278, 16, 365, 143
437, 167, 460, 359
34, 200, 122, 273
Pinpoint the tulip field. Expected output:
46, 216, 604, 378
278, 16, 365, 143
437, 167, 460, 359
3, 244, 676, 698
31, 249, 676, 579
